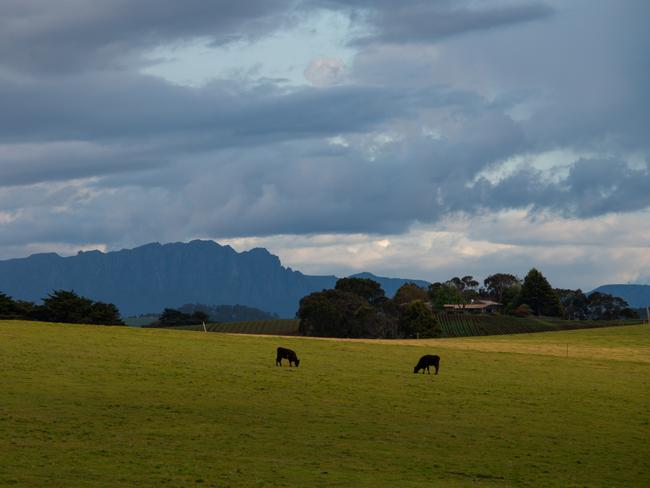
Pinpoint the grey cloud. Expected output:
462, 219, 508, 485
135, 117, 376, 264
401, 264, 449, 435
0, 0, 297, 74
1, 133, 648, 255
351, 2, 554, 45
0, 1, 555, 76
470, 158, 650, 218
1, 0, 649, 282
0, 107, 527, 245
0, 73, 415, 145
0, 142, 167, 187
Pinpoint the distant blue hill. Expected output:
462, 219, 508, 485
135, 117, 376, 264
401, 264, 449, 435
0, 240, 428, 318
590, 284, 650, 308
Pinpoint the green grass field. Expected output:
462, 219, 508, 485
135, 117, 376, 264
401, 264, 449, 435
1, 320, 649, 487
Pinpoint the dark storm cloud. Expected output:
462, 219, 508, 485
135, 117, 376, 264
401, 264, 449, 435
0, 0, 298, 74
0, 142, 166, 187
471, 158, 650, 218
350, 2, 554, 45
0, 0, 554, 75
0, 0, 649, 262
0, 73, 414, 145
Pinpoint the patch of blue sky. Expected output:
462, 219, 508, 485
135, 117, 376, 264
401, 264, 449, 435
141, 10, 361, 87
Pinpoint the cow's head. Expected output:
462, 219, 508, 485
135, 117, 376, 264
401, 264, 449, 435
295, 359, 300, 367
413, 366, 419, 374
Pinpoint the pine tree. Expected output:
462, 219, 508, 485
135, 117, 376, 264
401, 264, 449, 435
519, 268, 563, 316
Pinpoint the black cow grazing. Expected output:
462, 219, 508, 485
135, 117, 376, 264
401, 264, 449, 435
413, 354, 440, 374
276, 347, 300, 367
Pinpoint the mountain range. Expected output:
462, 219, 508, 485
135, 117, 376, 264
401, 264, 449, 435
0, 240, 430, 318
590, 284, 650, 309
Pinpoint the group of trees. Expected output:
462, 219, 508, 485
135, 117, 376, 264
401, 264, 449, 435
298, 277, 439, 339
556, 289, 638, 320
426, 272, 523, 312
427, 268, 636, 320
178, 303, 278, 323
146, 303, 280, 328
298, 268, 638, 338
0, 290, 124, 325
146, 308, 209, 327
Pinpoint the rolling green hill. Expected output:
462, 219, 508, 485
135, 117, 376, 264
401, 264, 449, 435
1, 320, 648, 487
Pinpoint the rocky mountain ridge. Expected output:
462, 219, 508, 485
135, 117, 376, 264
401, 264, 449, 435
0, 240, 429, 318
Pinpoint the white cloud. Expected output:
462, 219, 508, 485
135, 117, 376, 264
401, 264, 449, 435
216, 208, 650, 289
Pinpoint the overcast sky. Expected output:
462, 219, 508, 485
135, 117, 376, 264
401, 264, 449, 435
1, 0, 649, 290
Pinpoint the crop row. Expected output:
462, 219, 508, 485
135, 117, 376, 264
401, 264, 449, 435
435, 313, 642, 338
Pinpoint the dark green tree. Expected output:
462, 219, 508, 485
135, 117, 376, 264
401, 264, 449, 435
584, 292, 638, 320
157, 308, 206, 326
429, 283, 465, 311
556, 288, 589, 319
399, 301, 440, 338
393, 283, 428, 305
0, 292, 19, 318
298, 289, 377, 337
190, 310, 210, 324
15, 300, 36, 318
34, 290, 123, 325
335, 277, 386, 305
35, 290, 93, 323
501, 283, 522, 313
427, 282, 445, 301
441, 276, 480, 301
483, 273, 521, 303
89, 302, 125, 325
519, 269, 563, 316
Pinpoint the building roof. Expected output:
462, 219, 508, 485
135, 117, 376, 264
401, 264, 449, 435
443, 300, 501, 310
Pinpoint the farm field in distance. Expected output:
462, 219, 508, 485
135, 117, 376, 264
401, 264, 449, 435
1, 320, 649, 487
165, 315, 642, 338
165, 319, 301, 336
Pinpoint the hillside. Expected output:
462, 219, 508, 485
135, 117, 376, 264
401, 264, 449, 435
1, 320, 648, 487
591, 284, 650, 308
0, 240, 337, 318
0, 241, 433, 319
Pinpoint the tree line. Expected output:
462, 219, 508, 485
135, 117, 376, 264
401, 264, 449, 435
143, 303, 279, 327
0, 290, 124, 325
427, 268, 636, 319
143, 308, 210, 327
298, 277, 439, 339
298, 268, 638, 339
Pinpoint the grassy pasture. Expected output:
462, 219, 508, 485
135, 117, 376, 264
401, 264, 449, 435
1, 320, 648, 487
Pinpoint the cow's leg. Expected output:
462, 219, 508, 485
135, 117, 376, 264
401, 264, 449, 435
427, 365, 430, 374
